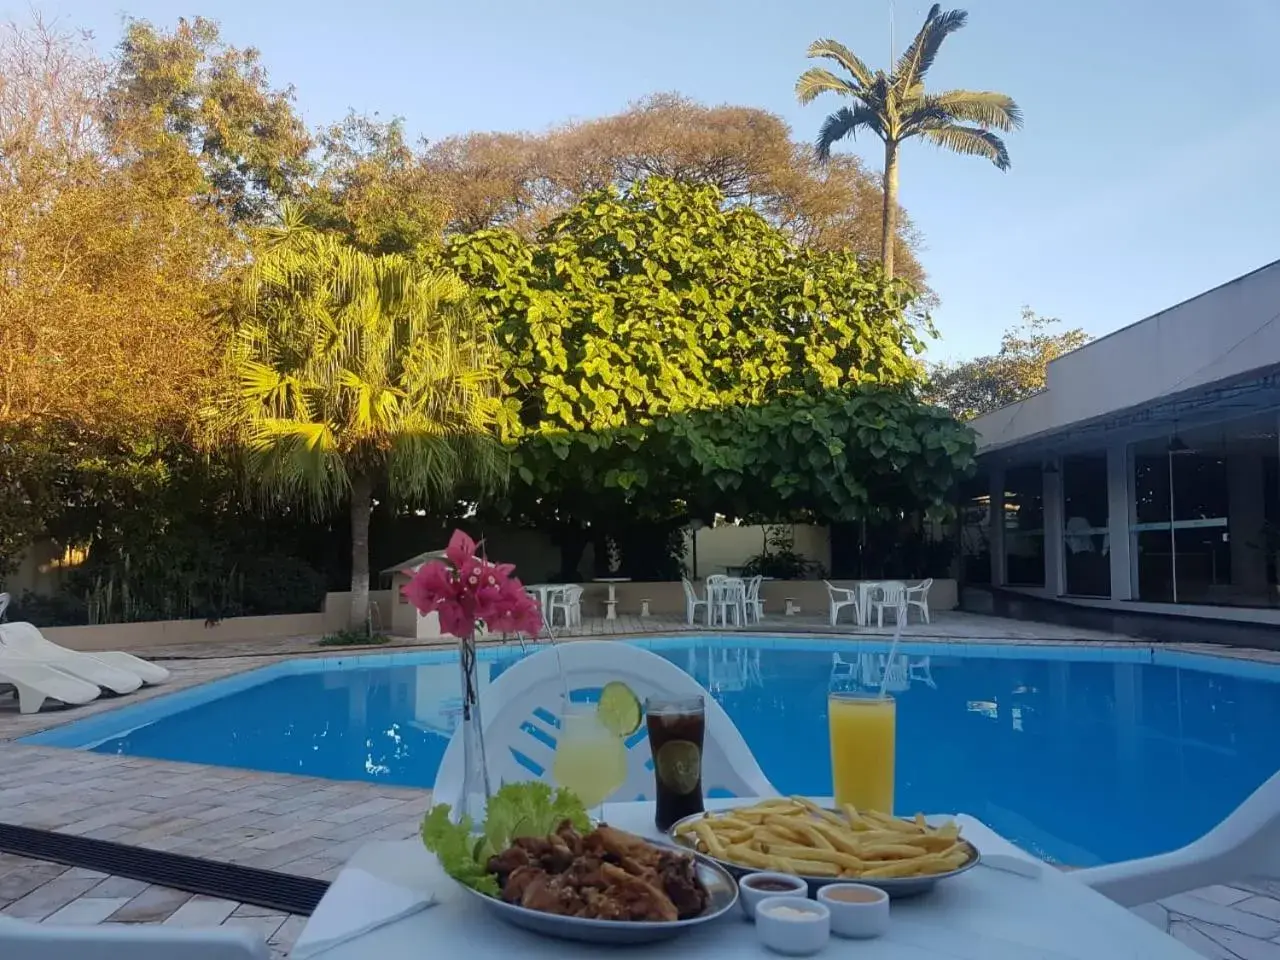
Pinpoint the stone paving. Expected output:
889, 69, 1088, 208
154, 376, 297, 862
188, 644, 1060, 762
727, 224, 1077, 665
3, 611, 1280, 956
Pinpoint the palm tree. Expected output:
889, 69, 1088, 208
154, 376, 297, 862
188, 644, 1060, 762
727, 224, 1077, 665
796, 4, 1022, 280
218, 206, 506, 630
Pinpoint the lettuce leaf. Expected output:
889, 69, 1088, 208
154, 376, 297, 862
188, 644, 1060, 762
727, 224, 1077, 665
420, 781, 590, 894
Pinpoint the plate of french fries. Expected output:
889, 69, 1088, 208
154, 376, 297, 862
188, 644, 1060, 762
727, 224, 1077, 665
669, 797, 979, 897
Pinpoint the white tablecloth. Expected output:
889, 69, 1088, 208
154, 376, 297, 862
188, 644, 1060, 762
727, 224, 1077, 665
298, 798, 1199, 959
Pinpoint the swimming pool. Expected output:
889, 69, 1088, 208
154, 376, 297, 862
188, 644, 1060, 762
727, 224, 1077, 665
24, 636, 1280, 866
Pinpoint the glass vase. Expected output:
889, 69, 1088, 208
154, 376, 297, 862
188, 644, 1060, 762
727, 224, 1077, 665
455, 629, 492, 824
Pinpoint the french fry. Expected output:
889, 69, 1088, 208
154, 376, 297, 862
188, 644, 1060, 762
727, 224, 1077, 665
673, 800, 972, 882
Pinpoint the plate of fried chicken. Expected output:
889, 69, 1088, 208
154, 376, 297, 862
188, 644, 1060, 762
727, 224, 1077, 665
473, 819, 739, 943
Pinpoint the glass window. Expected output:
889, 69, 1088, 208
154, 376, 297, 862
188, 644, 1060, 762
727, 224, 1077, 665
1062, 456, 1110, 597
959, 474, 991, 584
1005, 465, 1045, 587
1130, 412, 1279, 607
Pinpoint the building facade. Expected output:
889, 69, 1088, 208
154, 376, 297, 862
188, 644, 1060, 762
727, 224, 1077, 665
966, 259, 1280, 618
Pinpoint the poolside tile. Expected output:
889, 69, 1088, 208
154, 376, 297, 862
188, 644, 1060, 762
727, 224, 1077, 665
1130, 902, 1169, 932
109, 885, 192, 922
162, 894, 240, 927
1163, 893, 1280, 939
87, 876, 150, 898
1190, 885, 1253, 906
1190, 921, 1280, 959
236, 837, 336, 870
316, 797, 410, 824
59, 867, 109, 881
270, 914, 307, 951
1238, 898, 1280, 922
0, 862, 72, 901
232, 902, 289, 918
1171, 920, 1236, 959
2, 877, 103, 920
222, 913, 288, 941
43, 895, 134, 925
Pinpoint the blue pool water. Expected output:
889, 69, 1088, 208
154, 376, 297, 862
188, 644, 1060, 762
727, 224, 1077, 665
25, 637, 1280, 866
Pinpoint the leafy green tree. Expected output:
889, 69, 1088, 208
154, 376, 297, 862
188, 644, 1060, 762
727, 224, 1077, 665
796, 3, 1021, 278
107, 16, 312, 223
926, 309, 1090, 420
216, 209, 506, 628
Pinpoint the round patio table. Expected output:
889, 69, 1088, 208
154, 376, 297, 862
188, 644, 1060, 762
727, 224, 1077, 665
593, 577, 631, 620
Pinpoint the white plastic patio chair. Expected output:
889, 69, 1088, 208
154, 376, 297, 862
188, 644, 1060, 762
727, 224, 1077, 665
867, 581, 907, 627
433, 640, 778, 810
0, 591, 8, 619
743, 575, 764, 624
0, 620, 170, 685
0, 658, 101, 713
824, 581, 859, 626
1070, 767, 1280, 907
710, 578, 746, 627
681, 578, 709, 625
0, 914, 269, 959
546, 585, 582, 628
905, 578, 933, 624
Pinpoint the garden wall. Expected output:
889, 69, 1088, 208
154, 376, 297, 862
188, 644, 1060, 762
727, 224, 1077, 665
32, 581, 956, 653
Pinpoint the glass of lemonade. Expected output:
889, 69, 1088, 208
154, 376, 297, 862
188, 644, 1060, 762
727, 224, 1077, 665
552, 704, 627, 813
828, 691, 896, 813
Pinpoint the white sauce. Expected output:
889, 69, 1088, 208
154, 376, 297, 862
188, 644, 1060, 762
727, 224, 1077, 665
763, 905, 821, 921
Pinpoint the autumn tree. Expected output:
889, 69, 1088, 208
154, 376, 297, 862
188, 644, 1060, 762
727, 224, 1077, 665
926, 309, 1090, 420
424, 94, 929, 290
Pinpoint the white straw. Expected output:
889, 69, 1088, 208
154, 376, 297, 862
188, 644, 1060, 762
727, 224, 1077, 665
878, 607, 904, 698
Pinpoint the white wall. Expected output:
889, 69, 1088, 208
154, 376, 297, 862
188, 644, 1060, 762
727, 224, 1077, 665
974, 260, 1280, 452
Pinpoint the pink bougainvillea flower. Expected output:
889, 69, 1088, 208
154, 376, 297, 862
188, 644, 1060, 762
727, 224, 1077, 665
401, 528, 543, 639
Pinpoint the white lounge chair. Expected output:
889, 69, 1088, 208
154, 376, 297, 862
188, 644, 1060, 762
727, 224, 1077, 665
905, 578, 933, 624
0, 914, 269, 959
0, 634, 141, 695
1071, 767, 1280, 907
433, 640, 778, 810
0, 620, 168, 685
680, 578, 709, 625
867, 580, 908, 627
824, 580, 859, 626
0, 658, 101, 713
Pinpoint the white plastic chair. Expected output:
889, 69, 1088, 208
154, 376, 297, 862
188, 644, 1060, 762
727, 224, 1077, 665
711, 578, 746, 627
905, 578, 933, 624
547, 585, 582, 628
1071, 768, 1280, 907
0, 591, 8, 619
433, 640, 778, 810
824, 581, 859, 627
867, 581, 907, 627
0, 915, 269, 959
743, 575, 764, 624
681, 578, 709, 625
0, 621, 170, 685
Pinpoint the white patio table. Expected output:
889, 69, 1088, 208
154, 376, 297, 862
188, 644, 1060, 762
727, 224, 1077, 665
296, 797, 1199, 960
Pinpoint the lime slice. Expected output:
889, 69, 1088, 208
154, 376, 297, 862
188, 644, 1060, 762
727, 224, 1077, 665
597, 681, 642, 737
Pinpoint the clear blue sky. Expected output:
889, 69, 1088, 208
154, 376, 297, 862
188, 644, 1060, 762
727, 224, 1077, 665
15, 0, 1280, 360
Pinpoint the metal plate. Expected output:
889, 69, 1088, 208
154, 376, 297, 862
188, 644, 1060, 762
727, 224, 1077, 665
668, 810, 981, 899
462, 852, 739, 944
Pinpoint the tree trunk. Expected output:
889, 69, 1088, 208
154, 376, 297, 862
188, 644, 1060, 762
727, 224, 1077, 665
881, 139, 899, 280
348, 471, 374, 632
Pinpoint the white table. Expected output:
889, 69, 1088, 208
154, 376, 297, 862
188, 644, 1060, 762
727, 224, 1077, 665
857, 581, 907, 626
298, 798, 1199, 960
593, 578, 630, 620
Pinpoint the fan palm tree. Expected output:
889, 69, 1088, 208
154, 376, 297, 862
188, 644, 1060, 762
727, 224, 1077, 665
218, 207, 506, 630
796, 4, 1022, 279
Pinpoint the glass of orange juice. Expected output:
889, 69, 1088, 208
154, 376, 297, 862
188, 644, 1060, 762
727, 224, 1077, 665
828, 691, 896, 813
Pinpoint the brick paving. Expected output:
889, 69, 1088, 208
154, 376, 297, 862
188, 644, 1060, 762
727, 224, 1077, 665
3, 612, 1280, 956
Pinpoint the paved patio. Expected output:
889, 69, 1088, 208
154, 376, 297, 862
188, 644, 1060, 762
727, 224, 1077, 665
3, 613, 1280, 957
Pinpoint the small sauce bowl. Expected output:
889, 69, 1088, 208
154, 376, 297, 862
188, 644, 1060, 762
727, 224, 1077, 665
817, 882, 890, 938
738, 872, 809, 921
754, 896, 831, 955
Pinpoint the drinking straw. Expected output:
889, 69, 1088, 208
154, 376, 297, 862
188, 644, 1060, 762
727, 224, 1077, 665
877, 603, 905, 698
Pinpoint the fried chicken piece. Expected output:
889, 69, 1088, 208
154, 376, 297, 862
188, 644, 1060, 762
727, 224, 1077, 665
500, 864, 543, 904
518, 871, 587, 916
657, 849, 710, 919
596, 862, 678, 922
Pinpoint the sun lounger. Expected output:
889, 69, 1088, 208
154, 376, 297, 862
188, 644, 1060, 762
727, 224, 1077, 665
0, 620, 168, 686
0, 659, 101, 713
